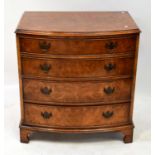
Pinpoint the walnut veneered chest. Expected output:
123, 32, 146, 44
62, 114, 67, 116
15, 11, 140, 143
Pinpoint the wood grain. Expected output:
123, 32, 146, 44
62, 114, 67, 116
23, 79, 132, 104
19, 36, 136, 55
24, 103, 130, 128
21, 57, 134, 78
16, 12, 140, 36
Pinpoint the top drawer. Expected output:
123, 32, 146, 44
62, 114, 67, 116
19, 36, 136, 55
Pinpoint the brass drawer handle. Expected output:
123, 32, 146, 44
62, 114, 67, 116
102, 111, 114, 118
40, 63, 51, 73
41, 111, 52, 119
39, 41, 51, 52
105, 41, 117, 50
104, 63, 116, 71
104, 87, 115, 94
40, 87, 52, 95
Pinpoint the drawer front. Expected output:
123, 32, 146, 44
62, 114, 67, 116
23, 79, 132, 104
20, 37, 136, 55
24, 103, 130, 128
22, 57, 134, 78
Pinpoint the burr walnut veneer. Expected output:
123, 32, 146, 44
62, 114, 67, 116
15, 12, 140, 143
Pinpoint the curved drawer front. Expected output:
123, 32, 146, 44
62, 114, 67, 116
22, 57, 134, 78
24, 103, 130, 128
23, 79, 132, 104
20, 36, 136, 55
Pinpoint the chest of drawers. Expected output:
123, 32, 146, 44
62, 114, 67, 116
15, 12, 140, 143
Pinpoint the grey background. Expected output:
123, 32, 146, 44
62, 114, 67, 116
4, 1, 150, 155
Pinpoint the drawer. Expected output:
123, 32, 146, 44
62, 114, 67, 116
20, 36, 136, 55
23, 79, 132, 104
22, 57, 134, 78
24, 103, 130, 128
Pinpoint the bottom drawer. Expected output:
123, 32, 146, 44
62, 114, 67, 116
24, 103, 130, 128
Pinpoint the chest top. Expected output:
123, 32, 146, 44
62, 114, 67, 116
15, 11, 140, 37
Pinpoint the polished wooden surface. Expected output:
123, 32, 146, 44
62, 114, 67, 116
22, 57, 134, 78
19, 36, 136, 55
15, 12, 140, 143
24, 103, 130, 128
23, 79, 132, 104
16, 12, 140, 36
